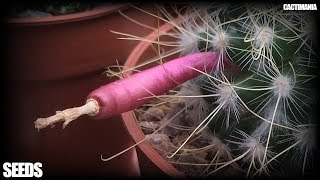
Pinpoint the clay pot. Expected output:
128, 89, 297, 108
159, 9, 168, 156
4, 4, 161, 176
7, 4, 160, 81
121, 19, 184, 177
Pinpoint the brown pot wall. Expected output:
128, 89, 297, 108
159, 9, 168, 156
7, 4, 160, 81
4, 3, 162, 176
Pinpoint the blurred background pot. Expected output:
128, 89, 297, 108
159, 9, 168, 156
7, 3, 158, 81
4, 3, 161, 176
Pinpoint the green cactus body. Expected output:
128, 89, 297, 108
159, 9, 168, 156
117, 2, 318, 177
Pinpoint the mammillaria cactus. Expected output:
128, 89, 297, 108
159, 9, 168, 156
110, 3, 318, 177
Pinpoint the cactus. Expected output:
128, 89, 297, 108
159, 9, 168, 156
109, 3, 318, 177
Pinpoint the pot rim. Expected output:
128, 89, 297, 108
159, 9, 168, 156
121, 19, 184, 177
7, 4, 130, 26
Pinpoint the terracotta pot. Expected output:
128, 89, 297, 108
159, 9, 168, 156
4, 4, 161, 176
121, 19, 184, 177
7, 3, 160, 81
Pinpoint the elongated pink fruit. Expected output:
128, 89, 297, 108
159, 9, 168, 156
35, 52, 229, 130
90, 52, 220, 119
